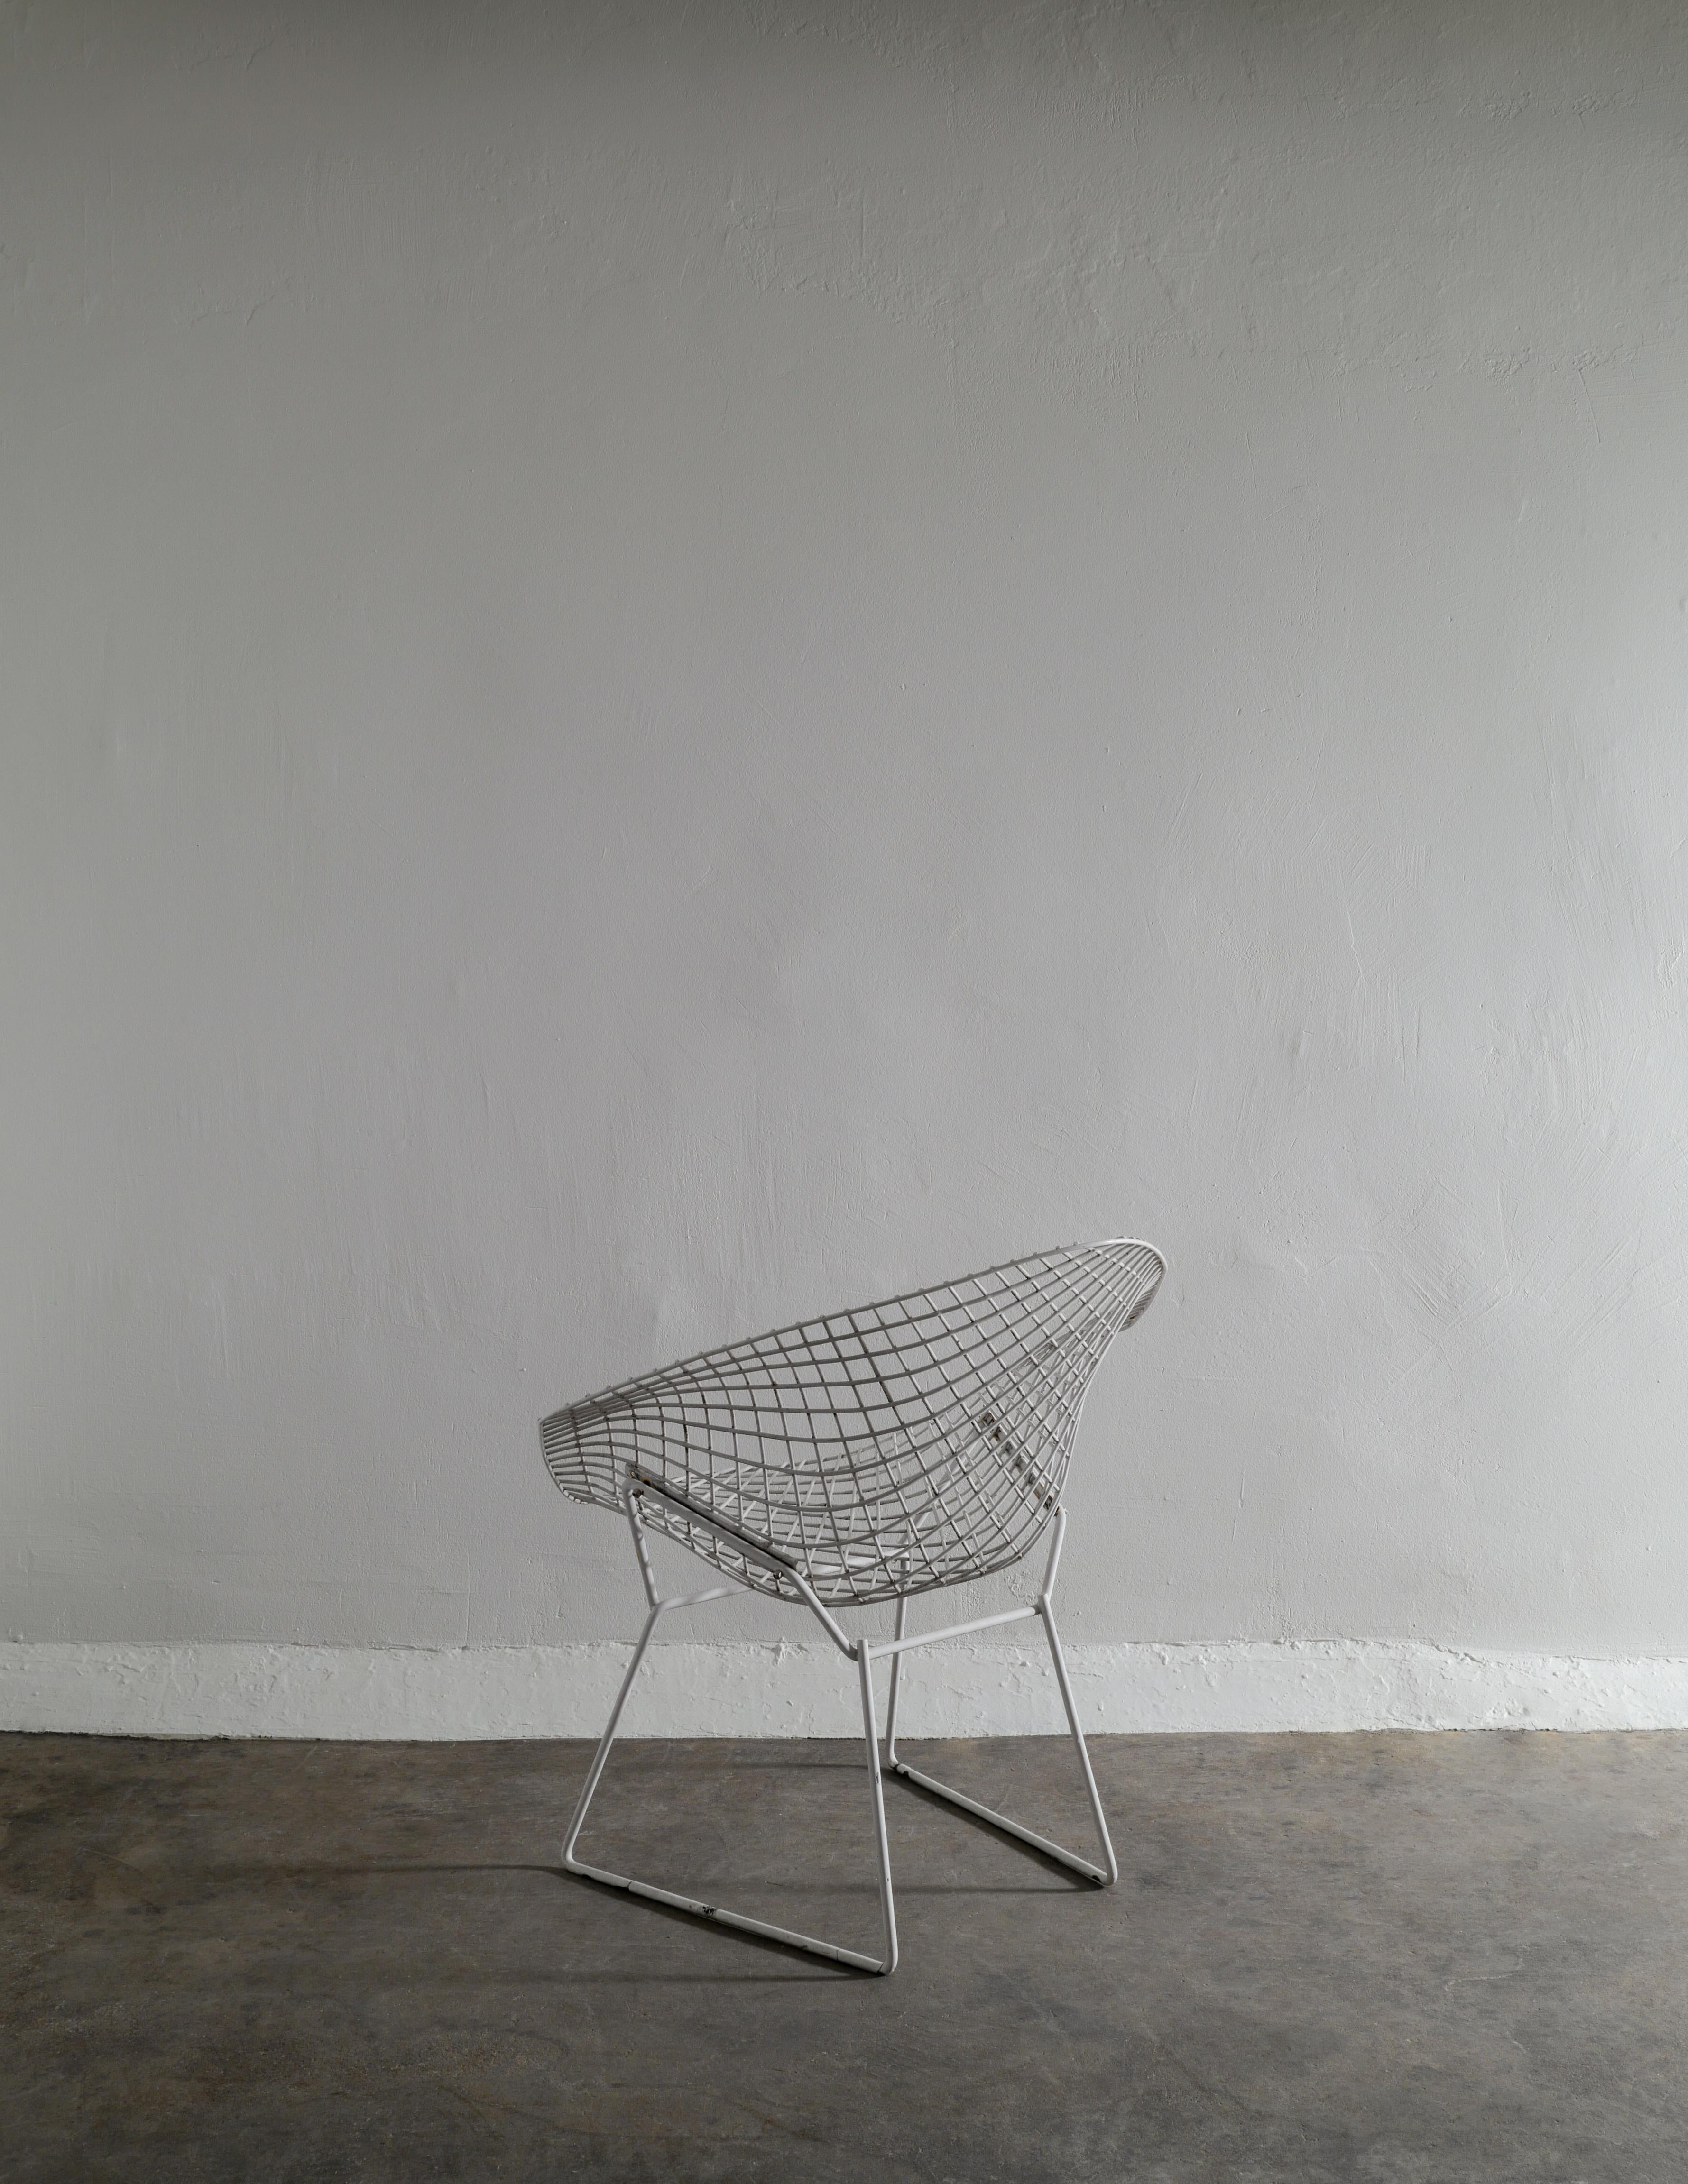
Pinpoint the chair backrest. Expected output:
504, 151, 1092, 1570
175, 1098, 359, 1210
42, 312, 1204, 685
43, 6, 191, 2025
541, 1238, 1164, 1604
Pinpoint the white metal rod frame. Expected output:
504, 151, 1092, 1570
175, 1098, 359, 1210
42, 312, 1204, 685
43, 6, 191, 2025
560, 1478, 1116, 1976
882, 1504, 1118, 1890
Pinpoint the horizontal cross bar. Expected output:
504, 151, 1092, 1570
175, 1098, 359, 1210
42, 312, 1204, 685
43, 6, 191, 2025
866, 1604, 1041, 1660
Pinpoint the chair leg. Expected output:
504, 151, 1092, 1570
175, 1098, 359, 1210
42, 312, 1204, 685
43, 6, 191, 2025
562, 1587, 899, 1975
858, 1643, 899, 1973
881, 1510, 1119, 1887
561, 1600, 663, 1872
1038, 1595, 1119, 1885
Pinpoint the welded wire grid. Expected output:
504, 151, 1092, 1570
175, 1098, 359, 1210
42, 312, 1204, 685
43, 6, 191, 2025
541, 1240, 1163, 1606
541, 1239, 1163, 1605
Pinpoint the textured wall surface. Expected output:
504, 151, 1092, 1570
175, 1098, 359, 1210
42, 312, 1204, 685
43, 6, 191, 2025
5, 0, 1688, 1664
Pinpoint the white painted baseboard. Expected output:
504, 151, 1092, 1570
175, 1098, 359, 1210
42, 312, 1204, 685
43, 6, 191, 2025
5, 1639, 1688, 1739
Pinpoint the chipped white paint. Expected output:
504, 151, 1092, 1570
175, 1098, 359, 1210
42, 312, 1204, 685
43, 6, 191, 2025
6, 1, 1688, 1712
7, 1642, 1688, 1741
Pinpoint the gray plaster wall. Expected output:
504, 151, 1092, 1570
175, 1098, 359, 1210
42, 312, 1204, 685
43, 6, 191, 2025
5, 0, 1688, 1659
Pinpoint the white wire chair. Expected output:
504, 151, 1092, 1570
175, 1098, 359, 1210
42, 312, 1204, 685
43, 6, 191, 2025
540, 1236, 1165, 1975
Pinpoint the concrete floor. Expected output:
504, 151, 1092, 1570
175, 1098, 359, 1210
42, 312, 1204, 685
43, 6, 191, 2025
4, 1731, 1686, 2182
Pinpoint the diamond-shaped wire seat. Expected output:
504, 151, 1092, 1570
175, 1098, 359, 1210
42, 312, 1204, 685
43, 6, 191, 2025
541, 1238, 1164, 1606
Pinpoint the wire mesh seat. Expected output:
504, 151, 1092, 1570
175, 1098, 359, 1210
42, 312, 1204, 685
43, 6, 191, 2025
540, 1237, 1165, 1975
